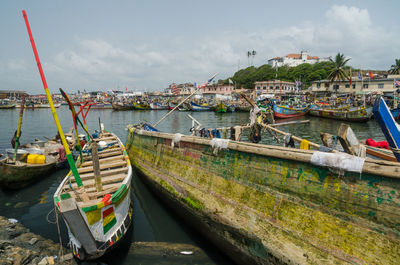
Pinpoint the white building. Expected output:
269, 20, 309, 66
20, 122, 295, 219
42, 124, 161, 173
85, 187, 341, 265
268, 51, 330, 68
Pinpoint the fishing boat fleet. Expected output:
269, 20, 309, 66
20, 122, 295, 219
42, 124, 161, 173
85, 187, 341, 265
0, 9, 399, 264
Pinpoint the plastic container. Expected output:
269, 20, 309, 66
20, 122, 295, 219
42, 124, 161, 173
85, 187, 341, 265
6, 149, 28, 161
27, 154, 46, 164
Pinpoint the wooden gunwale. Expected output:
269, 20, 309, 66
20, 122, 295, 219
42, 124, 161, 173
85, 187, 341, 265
132, 128, 400, 179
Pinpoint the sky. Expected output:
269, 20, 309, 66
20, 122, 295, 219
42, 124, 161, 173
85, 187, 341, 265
1, 0, 399, 94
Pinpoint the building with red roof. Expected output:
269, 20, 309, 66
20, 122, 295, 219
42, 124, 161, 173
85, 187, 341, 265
268, 51, 330, 68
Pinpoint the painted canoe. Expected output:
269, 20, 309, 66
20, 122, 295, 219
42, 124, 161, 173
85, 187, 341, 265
0, 154, 57, 189
112, 101, 133, 110
273, 104, 309, 119
54, 131, 133, 260
215, 102, 227, 113
133, 102, 151, 110
150, 102, 168, 110
126, 125, 400, 265
0, 103, 16, 109
308, 105, 373, 122
191, 102, 212, 111
373, 97, 400, 162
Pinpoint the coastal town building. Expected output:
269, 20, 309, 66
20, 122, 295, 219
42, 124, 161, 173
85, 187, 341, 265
268, 51, 330, 68
0, 90, 27, 99
254, 80, 297, 95
310, 75, 400, 97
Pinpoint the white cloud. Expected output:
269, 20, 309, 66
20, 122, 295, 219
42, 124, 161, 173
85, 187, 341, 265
10, 4, 399, 92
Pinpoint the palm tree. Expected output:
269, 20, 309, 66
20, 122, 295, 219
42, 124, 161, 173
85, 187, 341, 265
327, 53, 350, 92
389, 59, 400, 74
328, 53, 350, 82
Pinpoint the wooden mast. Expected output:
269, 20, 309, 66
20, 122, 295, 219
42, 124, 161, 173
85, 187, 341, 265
22, 10, 85, 191
13, 94, 26, 162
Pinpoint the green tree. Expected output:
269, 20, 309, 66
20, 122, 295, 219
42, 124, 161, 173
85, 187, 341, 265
327, 53, 350, 83
389, 59, 400, 74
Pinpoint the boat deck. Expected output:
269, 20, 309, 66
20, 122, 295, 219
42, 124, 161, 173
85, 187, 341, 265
60, 132, 129, 203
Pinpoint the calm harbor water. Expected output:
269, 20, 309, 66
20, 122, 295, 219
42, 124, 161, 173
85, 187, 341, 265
0, 106, 386, 264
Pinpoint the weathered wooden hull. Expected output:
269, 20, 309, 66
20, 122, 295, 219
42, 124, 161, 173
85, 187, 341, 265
133, 102, 151, 110
308, 106, 373, 122
273, 104, 308, 118
54, 132, 133, 260
0, 104, 16, 109
0, 157, 57, 189
126, 127, 400, 265
112, 102, 133, 110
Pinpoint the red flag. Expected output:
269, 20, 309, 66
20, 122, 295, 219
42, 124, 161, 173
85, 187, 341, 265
125, 87, 128, 92
368, 72, 374, 79
349, 76, 352, 86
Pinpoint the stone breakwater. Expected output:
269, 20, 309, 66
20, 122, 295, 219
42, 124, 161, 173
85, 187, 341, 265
0, 216, 77, 265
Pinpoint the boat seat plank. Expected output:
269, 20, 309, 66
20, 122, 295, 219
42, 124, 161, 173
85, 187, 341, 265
82, 150, 123, 161
94, 136, 117, 142
64, 174, 126, 191
71, 167, 128, 183
67, 183, 121, 202
77, 161, 127, 174
82, 147, 121, 157
81, 155, 125, 167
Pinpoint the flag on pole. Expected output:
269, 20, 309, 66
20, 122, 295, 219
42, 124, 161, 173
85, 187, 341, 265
125, 87, 128, 92
198, 73, 218, 89
228, 79, 234, 85
394, 79, 400, 87
171, 83, 180, 94
357, 73, 362, 80
368, 72, 374, 79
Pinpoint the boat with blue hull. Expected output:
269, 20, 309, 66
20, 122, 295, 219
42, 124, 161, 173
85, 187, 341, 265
273, 104, 309, 118
373, 97, 400, 162
190, 102, 212, 111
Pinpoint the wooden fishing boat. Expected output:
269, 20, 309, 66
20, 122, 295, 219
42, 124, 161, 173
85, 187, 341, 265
0, 99, 16, 109
308, 104, 373, 122
33, 103, 61, 108
235, 104, 251, 112
54, 130, 132, 260
373, 97, 400, 162
190, 102, 212, 111
112, 101, 133, 110
168, 102, 178, 110
273, 103, 308, 118
149, 102, 168, 110
126, 124, 400, 265
215, 102, 227, 113
0, 139, 66, 189
133, 102, 151, 110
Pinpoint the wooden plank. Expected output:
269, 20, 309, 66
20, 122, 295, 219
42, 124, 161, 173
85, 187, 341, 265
82, 150, 123, 161
94, 136, 117, 142
68, 184, 120, 201
82, 147, 120, 157
77, 161, 127, 174
72, 167, 128, 183
81, 155, 125, 167
65, 174, 126, 191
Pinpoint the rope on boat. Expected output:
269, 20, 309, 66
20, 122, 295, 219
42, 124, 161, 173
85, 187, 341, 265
46, 207, 56, 224
55, 205, 64, 259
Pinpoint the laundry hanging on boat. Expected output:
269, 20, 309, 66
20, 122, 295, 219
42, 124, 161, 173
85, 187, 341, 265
299, 139, 310, 150
365, 138, 389, 149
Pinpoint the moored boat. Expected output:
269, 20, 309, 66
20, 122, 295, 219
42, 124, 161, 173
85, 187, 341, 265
373, 97, 400, 162
149, 102, 168, 110
112, 101, 133, 110
308, 104, 373, 122
54, 130, 133, 260
215, 102, 227, 113
190, 102, 212, 111
133, 102, 151, 110
0, 99, 16, 109
125, 123, 400, 265
391, 107, 400, 120
273, 103, 309, 118
0, 139, 68, 189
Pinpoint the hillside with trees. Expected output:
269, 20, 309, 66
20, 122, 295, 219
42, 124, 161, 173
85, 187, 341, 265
221, 54, 396, 90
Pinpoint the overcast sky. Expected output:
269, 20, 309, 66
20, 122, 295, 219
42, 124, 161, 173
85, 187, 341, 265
1, 1, 399, 94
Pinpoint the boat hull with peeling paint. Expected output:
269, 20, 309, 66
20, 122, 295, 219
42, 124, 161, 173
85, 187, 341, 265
126, 125, 400, 265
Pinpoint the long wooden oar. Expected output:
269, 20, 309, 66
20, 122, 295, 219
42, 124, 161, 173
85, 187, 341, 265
13, 94, 26, 161
60, 88, 83, 162
153, 73, 218, 127
22, 10, 84, 190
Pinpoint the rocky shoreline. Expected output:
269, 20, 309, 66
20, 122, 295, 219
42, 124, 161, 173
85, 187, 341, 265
0, 216, 77, 265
